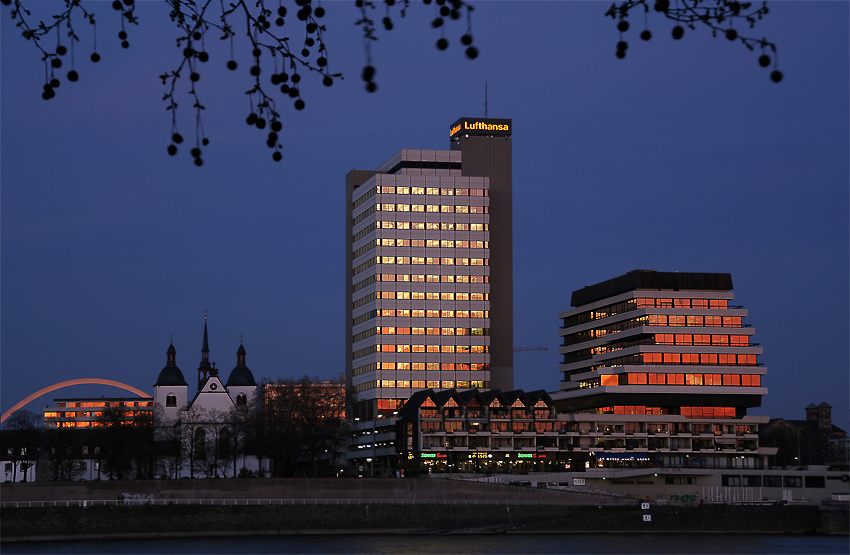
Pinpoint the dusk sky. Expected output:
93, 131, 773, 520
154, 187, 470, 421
2, 2, 847, 428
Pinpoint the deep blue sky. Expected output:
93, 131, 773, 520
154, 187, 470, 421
2, 2, 848, 428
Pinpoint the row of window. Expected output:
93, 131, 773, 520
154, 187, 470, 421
419, 408, 553, 421
595, 406, 738, 419
353, 309, 490, 327
353, 257, 376, 275
654, 334, 749, 346
352, 290, 489, 310
377, 291, 489, 300
563, 299, 638, 327
352, 275, 490, 292
353, 205, 376, 226
419, 421, 556, 433
376, 204, 488, 214
382, 309, 488, 318
592, 422, 754, 435
641, 353, 758, 365
352, 379, 489, 393
354, 220, 490, 241
354, 361, 491, 375
355, 255, 491, 275
563, 297, 732, 328
374, 185, 488, 196
376, 221, 487, 231
378, 275, 489, 285
570, 334, 751, 359
562, 316, 746, 346
353, 334, 489, 358
352, 184, 376, 209
353, 240, 377, 260
377, 327, 489, 336
637, 298, 729, 309
379, 379, 488, 389
353, 293, 377, 309
646, 314, 742, 327
353, 275, 376, 294
383, 362, 490, 371
379, 239, 489, 248
353, 222, 377, 242
352, 328, 376, 344
591, 372, 761, 387
375, 344, 489, 353
579, 353, 758, 370
56, 401, 153, 408
378, 256, 488, 266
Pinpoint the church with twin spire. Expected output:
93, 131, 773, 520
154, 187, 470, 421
153, 318, 259, 423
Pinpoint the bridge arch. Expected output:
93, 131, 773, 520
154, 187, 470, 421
1, 379, 149, 424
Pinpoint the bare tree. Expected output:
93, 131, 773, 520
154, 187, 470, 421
223, 401, 255, 477
262, 375, 347, 477
96, 403, 132, 479
2, 0, 779, 165
2, 409, 42, 482
205, 409, 234, 478
44, 428, 85, 481
152, 404, 183, 479
180, 404, 208, 478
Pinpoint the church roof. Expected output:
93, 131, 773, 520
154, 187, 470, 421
226, 365, 256, 387
155, 364, 188, 386
155, 343, 187, 387
226, 344, 256, 387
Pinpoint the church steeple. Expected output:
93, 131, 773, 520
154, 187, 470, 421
155, 341, 187, 387
198, 316, 213, 388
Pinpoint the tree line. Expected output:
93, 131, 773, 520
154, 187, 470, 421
1, 376, 349, 481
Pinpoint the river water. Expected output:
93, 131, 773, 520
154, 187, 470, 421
3, 534, 848, 554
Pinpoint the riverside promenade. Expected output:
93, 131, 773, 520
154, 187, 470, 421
1, 477, 847, 541
0, 475, 633, 507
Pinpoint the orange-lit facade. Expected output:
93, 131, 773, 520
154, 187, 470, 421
553, 270, 772, 469
263, 380, 346, 419
43, 397, 154, 428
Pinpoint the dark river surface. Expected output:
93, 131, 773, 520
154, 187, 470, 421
3, 533, 848, 554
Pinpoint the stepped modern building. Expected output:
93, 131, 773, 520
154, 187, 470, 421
553, 270, 771, 469
345, 118, 513, 471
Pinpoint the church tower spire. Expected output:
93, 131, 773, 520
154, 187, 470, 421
198, 315, 213, 389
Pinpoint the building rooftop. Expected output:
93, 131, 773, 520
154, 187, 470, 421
571, 270, 734, 307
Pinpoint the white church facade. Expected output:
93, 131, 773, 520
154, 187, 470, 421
153, 320, 267, 478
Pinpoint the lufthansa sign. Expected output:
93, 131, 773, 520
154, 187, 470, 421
450, 117, 512, 139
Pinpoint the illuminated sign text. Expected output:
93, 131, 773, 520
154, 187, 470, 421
449, 117, 512, 138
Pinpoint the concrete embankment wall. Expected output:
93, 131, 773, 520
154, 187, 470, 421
2, 504, 847, 542
2, 479, 847, 541
0, 477, 632, 505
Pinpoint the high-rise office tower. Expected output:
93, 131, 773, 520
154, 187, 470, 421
345, 118, 513, 457
554, 270, 770, 468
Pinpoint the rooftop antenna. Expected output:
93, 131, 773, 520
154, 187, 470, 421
484, 81, 488, 118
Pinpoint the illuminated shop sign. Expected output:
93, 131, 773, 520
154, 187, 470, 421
420, 452, 448, 459
469, 452, 492, 459
449, 117, 512, 139
516, 453, 547, 459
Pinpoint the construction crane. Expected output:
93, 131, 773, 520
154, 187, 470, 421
513, 346, 547, 352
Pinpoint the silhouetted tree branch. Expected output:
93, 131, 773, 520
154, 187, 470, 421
3, 0, 779, 166
606, 0, 781, 81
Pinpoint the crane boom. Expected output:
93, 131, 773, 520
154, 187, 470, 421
513, 346, 547, 352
